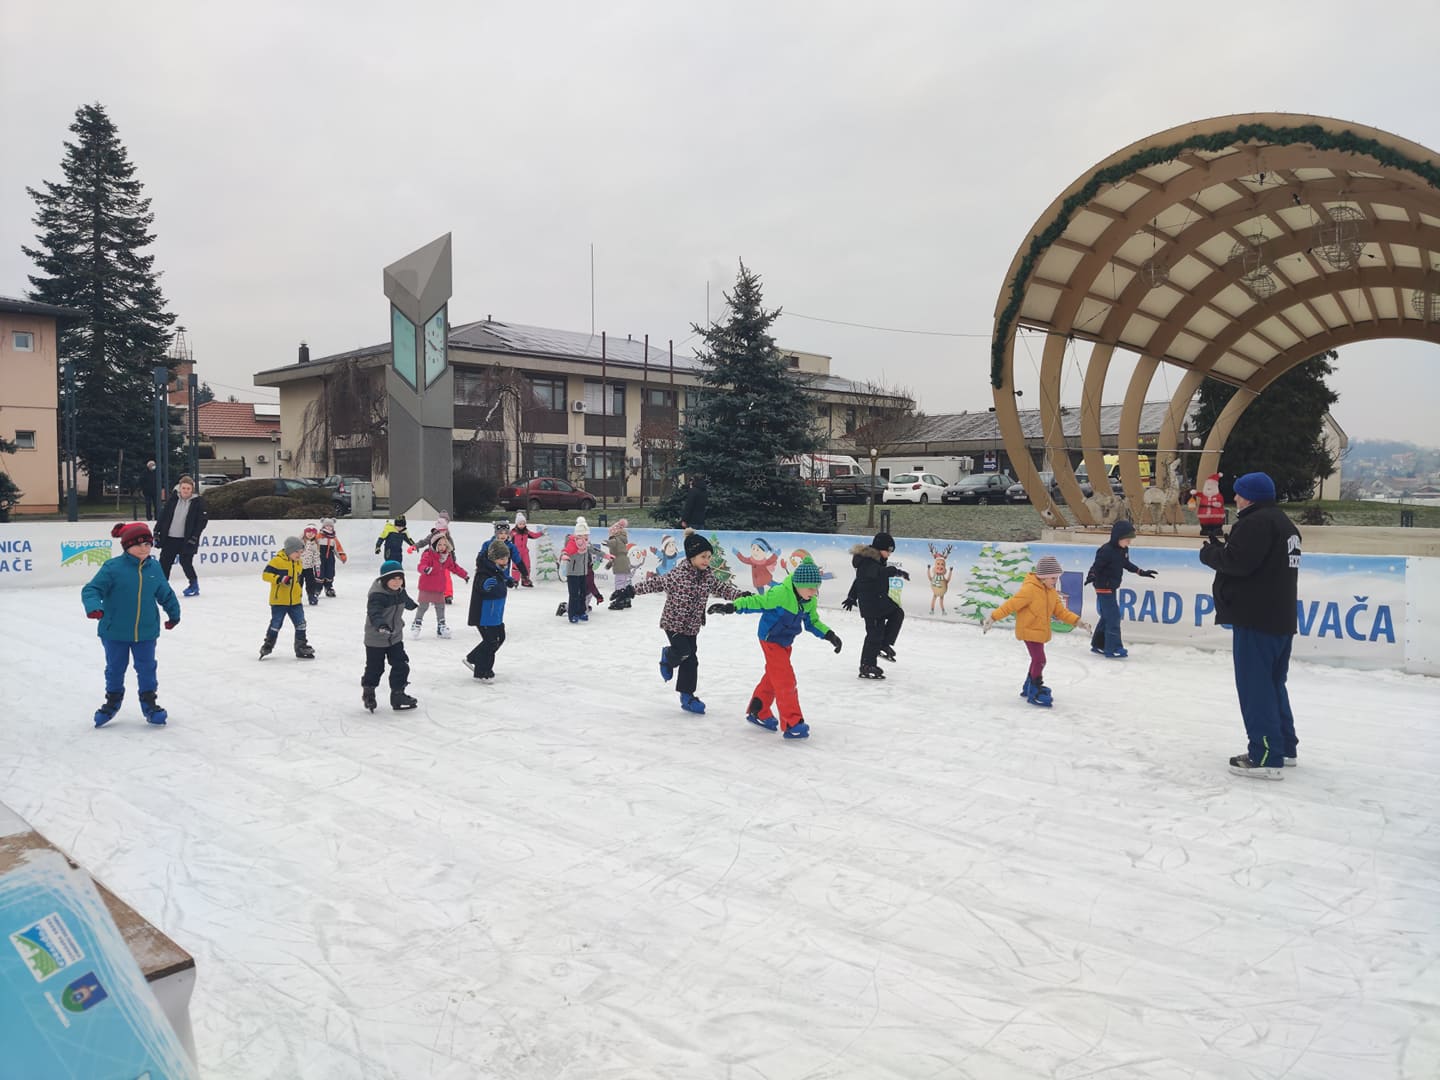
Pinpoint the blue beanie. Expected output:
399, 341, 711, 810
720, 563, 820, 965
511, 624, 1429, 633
1233, 472, 1276, 502
379, 559, 405, 580
792, 559, 823, 586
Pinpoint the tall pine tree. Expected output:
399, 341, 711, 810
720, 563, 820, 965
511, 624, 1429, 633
1193, 351, 1340, 502
658, 262, 828, 531
24, 103, 176, 499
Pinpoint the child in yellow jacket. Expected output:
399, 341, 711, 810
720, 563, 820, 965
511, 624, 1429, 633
260, 536, 316, 660
983, 555, 1089, 707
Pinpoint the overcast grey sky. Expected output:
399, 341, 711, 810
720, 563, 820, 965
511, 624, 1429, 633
3, 1, 1438, 444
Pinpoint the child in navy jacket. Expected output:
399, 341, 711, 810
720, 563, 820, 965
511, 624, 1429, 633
1085, 519, 1156, 658
465, 540, 516, 679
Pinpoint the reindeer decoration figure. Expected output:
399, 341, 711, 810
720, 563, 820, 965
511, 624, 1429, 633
928, 543, 955, 614
1142, 457, 1184, 534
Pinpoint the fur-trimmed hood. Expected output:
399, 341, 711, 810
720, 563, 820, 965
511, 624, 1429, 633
850, 544, 885, 562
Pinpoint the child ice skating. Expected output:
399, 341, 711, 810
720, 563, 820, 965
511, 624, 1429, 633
983, 555, 1090, 707
1085, 519, 1157, 658
710, 558, 842, 740
299, 524, 323, 605
413, 512, 451, 552
611, 532, 746, 714
492, 520, 531, 585
842, 531, 909, 679
559, 517, 593, 622
374, 515, 415, 562
316, 517, 347, 597
82, 522, 181, 727
605, 520, 633, 608
260, 536, 316, 660
464, 540, 516, 679
509, 511, 543, 586
412, 532, 468, 638
363, 560, 420, 711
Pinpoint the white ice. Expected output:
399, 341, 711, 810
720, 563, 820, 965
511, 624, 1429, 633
3, 568, 1438, 1079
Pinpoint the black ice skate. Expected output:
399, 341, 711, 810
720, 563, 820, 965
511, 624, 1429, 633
362, 686, 377, 712
324, 584, 337, 598
391, 690, 418, 711
879, 646, 897, 663
294, 631, 316, 659
259, 631, 277, 660
858, 664, 886, 680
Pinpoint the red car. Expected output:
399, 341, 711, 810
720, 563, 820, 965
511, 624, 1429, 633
497, 477, 597, 512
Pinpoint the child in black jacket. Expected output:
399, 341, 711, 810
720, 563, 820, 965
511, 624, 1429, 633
1085, 519, 1156, 658
842, 531, 909, 679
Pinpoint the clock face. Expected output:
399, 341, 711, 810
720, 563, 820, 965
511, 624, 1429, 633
423, 307, 447, 389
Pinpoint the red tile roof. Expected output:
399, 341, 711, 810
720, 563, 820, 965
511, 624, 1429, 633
197, 401, 281, 439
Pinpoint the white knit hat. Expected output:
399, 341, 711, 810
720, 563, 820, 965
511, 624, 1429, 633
514, 510, 527, 526
574, 516, 590, 535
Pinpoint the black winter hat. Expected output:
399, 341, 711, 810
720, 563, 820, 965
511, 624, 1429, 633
683, 532, 713, 559
871, 531, 895, 551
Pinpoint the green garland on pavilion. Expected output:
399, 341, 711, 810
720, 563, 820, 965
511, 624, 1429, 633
990, 122, 1440, 388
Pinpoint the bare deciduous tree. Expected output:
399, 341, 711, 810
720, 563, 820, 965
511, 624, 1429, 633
294, 362, 389, 478
847, 382, 923, 527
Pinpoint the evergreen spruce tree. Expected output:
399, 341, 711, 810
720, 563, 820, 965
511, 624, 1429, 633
1193, 351, 1339, 502
23, 103, 177, 499
657, 262, 828, 531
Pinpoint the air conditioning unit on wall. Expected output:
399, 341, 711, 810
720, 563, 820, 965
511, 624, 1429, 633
572, 400, 587, 412
277, 449, 292, 461
256, 454, 268, 464
627, 456, 642, 468
571, 454, 587, 467
572, 442, 587, 454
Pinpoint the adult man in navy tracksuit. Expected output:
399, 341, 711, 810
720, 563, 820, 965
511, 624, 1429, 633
1199, 471, 1302, 779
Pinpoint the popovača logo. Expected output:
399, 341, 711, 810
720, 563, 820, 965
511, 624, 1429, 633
9, 912, 85, 982
61, 540, 114, 569
61, 971, 109, 1013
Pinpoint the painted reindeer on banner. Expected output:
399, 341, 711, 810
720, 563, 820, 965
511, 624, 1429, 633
928, 543, 955, 614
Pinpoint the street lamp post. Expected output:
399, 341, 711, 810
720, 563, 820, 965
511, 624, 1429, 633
867, 446, 880, 528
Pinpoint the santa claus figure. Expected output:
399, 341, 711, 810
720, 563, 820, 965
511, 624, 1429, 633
1194, 473, 1226, 538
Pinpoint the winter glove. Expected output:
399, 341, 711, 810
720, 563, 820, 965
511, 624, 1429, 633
87, 610, 103, 620
1084, 572, 1094, 586
184, 538, 199, 551
735, 591, 754, 599
279, 574, 292, 585
164, 619, 179, 630
824, 630, 843, 654
374, 544, 383, 555
610, 585, 636, 603
1075, 619, 1093, 632
506, 578, 518, 588
339, 553, 348, 563
407, 546, 417, 554
1138, 569, 1157, 578
841, 597, 857, 611
707, 602, 735, 615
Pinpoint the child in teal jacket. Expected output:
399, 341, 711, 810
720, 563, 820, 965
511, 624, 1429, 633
81, 522, 181, 727
708, 558, 841, 740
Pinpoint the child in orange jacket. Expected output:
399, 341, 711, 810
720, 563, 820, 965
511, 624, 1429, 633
983, 555, 1090, 707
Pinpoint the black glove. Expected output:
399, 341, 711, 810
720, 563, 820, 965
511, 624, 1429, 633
506, 578, 518, 588
841, 597, 856, 611
1084, 572, 1094, 586
707, 602, 735, 615
824, 630, 843, 654
894, 569, 910, 580
1138, 569, 1158, 578
735, 590, 754, 599
184, 537, 198, 551
610, 585, 636, 603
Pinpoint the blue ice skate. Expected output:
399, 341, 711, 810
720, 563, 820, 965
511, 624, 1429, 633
93, 691, 123, 728
139, 691, 168, 726
746, 696, 778, 731
659, 647, 674, 682
782, 721, 811, 740
679, 693, 706, 714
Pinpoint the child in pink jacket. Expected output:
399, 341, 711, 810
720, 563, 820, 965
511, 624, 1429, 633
412, 532, 469, 638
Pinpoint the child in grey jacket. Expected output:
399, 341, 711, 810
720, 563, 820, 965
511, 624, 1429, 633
363, 559, 419, 711
559, 516, 593, 623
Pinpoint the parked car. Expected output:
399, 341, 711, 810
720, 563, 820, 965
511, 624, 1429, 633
941, 473, 1015, 505
882, 473, 950, 505
197, 474, 232, 493
1006, 471, 1062, 504
273, 476, 349, 515
497, 477, 597, 512
319, 475, 369, 496
823, 474, 889, 504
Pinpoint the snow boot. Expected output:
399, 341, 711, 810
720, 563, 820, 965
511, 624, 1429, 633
658, 647, 674, 682
859, 664, 886, 680
259, 631, 278, 660
294, 632, 316, 660
746, 696, 778, 731
1228, 754, 1283, 780
324, 585, 337, 598
880, 646, 897, 663
182, 581, 200, 597
391, 690, 418, 711
362, 686, 377, 712
679, 693, 706, 715
782, 720, 811, 740
1026, 679, 1053, 708
436, 623, 452, 639
409, 621, 422, 640
556, 602, 568, 617
93, 691, 124, 728
139, 691, 167, 726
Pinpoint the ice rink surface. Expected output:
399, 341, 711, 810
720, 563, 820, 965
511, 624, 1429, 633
3, 567, 1437, 1079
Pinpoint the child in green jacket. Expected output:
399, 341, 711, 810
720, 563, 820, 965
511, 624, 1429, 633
708, 558, 842, 740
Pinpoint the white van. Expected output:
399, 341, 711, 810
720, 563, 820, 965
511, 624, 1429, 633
779, 454, 865, 483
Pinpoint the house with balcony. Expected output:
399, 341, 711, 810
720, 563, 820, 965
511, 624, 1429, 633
0, 296, 85, 514
253, 319, 906, 501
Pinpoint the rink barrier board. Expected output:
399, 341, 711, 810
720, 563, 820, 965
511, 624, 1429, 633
0, 519, 1432, 676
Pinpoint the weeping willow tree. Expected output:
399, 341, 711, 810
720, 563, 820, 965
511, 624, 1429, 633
294, 362, 389, 478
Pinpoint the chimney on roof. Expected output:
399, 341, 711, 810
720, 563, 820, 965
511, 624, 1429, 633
298, 341, 310, 364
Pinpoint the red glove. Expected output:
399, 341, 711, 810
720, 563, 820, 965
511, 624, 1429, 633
164, 619, 179, 630
87, 610, 103, 620
407, 546, 416, 554
280, 574, 292, 585
339, 553, 348, 563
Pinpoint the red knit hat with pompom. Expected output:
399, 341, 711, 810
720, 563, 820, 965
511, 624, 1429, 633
112, 522, 154, 548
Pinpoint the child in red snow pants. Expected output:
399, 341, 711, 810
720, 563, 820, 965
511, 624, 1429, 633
751, 640, 805, 733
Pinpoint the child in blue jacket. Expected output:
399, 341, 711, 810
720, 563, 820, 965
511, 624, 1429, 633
1085, 519, 1156, 658
81, 522, 181, 727
464, 539, 516, 679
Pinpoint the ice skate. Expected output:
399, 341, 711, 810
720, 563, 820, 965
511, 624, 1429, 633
556, 602, 568, 617
362, 686, 377, 712
745, 697, 778, 731
409, 621, 422, 640
879, 646, 897, 663
391, 690, 418, 711
259, 631, 277, 660
1285, 756, 1298, 767
858, 664, 886, 680
93, 691, 123, 728
139, 691, 167, 726
182, 581, 199, 597
782, 720, 811, 740
1228, 754, 1283, 780
324, 585, 336, 598
658, 647, 674, 682
1020, 675, 1033, 698
436, 624, 452, 639
293, 632, 316, 660
1026, 679, 1053, 707
679, 693, 706, 715
461, 657, 475, 673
